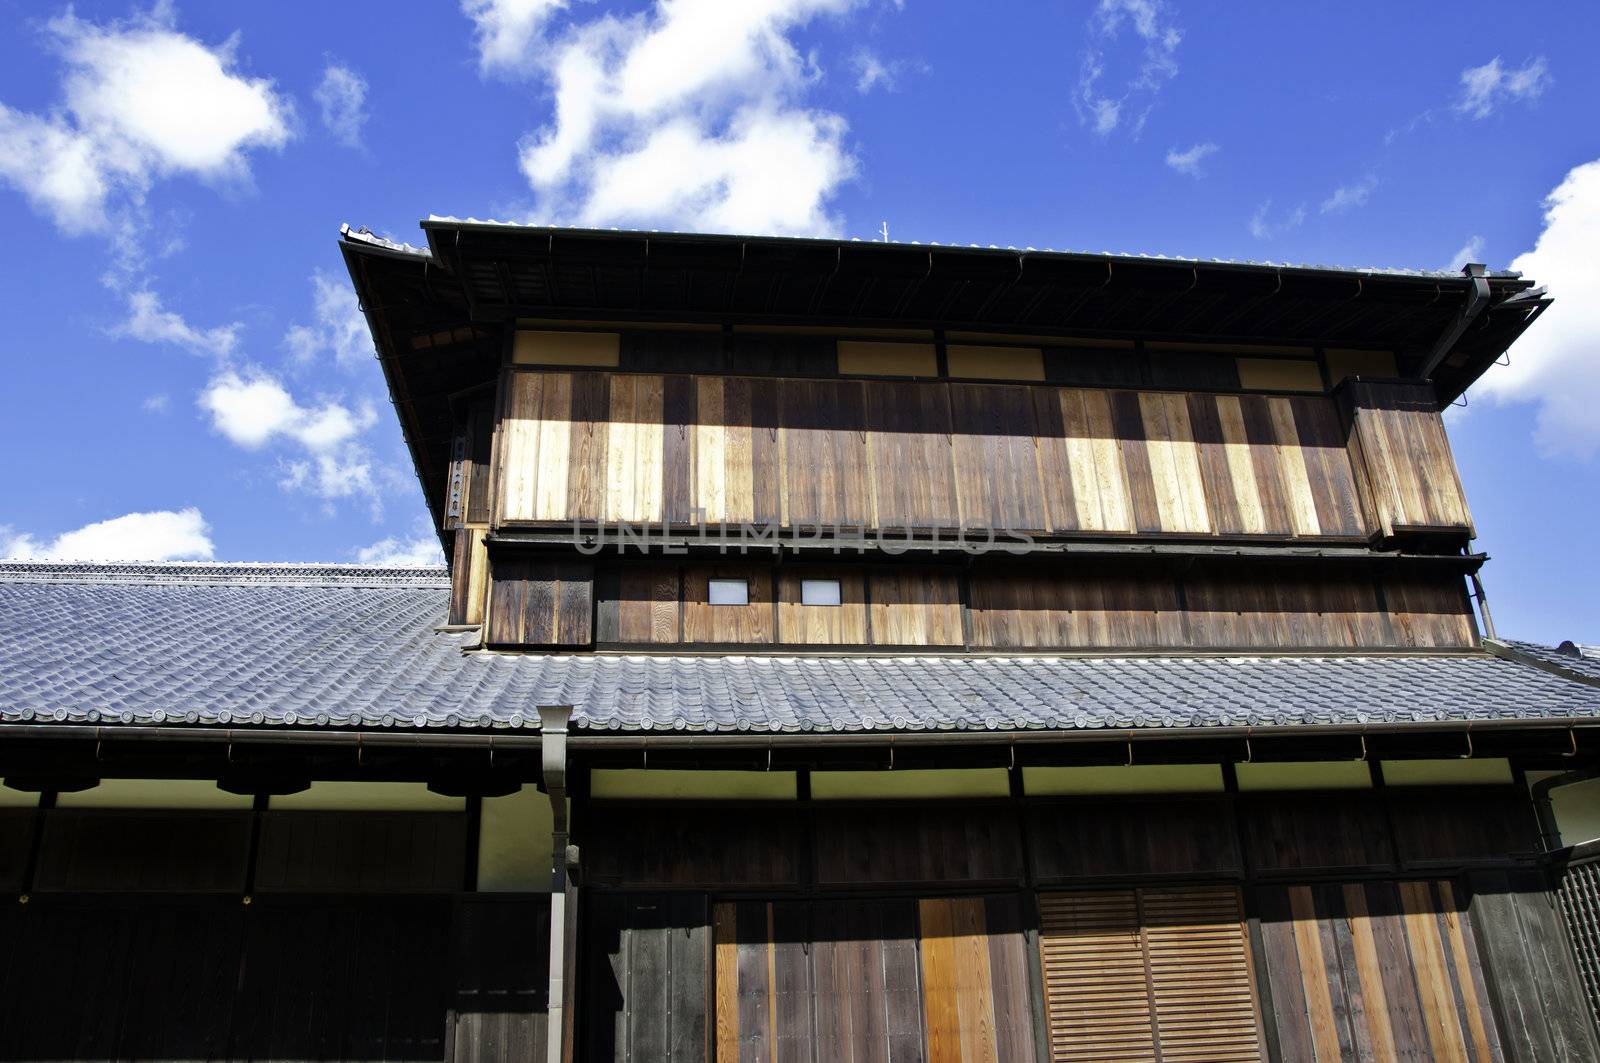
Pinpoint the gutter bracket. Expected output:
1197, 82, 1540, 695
1419, 264, 1492, 381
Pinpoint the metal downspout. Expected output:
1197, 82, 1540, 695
539, 705, 575, 1063
1419, 263, 1492, 381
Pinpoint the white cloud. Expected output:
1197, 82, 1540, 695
462, 0, 568, 75
1446, 235, 1485, 272
1472, 160, 1600, 459
1248, 200, 1306, 240
1457, 56, 1550, 119
475, 0, 864, 236
355, 535, 445, 567
1321, 173, 1378, 214
314, 61, 368, 147
198, 369, 379, 502
1075, 0, 1182, 137
2, 508, 214, 561
284, 270, 371, 369
113, 289, 240, 356
142, 392, 170, 413
1165, 141, 1217, 177
0, 6, 292, 235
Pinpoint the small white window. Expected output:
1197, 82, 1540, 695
708, 578, 749, 606
801, 579, 842, 607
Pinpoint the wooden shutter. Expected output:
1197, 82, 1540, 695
1039, 890, 1156, 1061
1140, 888, 1264, 1062
1038, 887, 1264, 1063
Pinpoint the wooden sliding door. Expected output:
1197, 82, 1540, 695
1037, 886, 1264, 1062
1256, 879, 1500, 1062
710, 895, 1037, 1063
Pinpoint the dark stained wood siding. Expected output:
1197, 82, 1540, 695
586, 893, 710, 1063
33, 810, 251, 892
814, 804, 1024, 886
449, 897, 551, 1063
1029, 797, 1243, 882
0, 808, 36, 893
585, 804, 804, 888
253, 811, 467, 893
486, 556, 594, 647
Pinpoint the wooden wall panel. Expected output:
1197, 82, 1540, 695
714, 900, 815, 1063
486, 556, 593, 646
919, 895, 1038, 1063
868, 568, 964, 646
867, 379, 961, 528
33, 810, 251, 892
0, 809, 31, 893
494, 369, 1383, 542
585, 804, 802, 887
780, 379, 872, 527
1257, 879, 1503, 1062
1183, 568, 1391, 649
253, 812, 466, 892
450, 897, 551, 1063
1388, 787, 1539, 866
814, 804, 1024, 886
1028, 798, 1242, 882
597, 563, 682, 643
683, 565, 774, 643
968, 568, 1187, 649
1240, 793, 1395, 873
447, 526, 489, 627
1471, 868, 1600, 1061
811, 899, 925, 1063
588, 893, 710, 1063
950, 383, 1050, 533
1344, 380, 1474, 538
777, 569, 868, 644
1384, 571, 1477, 647
1037, 887, 1263, 1063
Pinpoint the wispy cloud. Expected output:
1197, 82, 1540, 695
2, 508, 214, 561
464, 0, 867, 236
1457, 56, 1550, 119
355, 534, 445, 567
112, 289, 240, 356
1446, 235, 1485, 272
1320, 173, 1378, 214
1165, 141, 1217, 178
284, 270, 371, 369
1472, 159, 1600, 458
1074, 0, 1182, 137
1248, 200, 1306, 240
142, 393, 170, 414
852, 48, 911, 94
314, 60, 369, 148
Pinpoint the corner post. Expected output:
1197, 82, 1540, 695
539, 705, 576, 1063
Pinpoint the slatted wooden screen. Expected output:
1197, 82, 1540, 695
496, 370, 1369, 540
1556, 854, 1600, 1031
710, 895, 1037, 1063
1257, 879, 1501, 1062
1037, 887, 1263, 1062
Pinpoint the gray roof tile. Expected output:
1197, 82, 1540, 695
3, 562, 1599, 735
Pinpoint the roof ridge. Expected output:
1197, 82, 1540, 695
0, 560, 448, 589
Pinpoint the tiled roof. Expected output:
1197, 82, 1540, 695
3, 563, 1598, 735
1505, 640, 1600, 684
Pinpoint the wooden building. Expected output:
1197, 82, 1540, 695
4, 220, 1600, 1061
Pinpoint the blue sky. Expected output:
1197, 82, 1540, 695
0, 0, 1596, 643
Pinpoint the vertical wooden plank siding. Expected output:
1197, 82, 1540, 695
493, 369, 1379, 540
777, 569, 869, 644
1258, 879, 1507, 1062
1343, 380, 1474, 538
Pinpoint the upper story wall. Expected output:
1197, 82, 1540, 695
469, 326, 1472, 547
